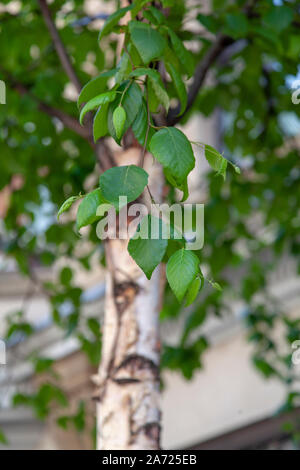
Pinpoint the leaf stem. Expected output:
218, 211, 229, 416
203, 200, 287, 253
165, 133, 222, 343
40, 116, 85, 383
149, 123, 167, 130
146, 185, 158, 207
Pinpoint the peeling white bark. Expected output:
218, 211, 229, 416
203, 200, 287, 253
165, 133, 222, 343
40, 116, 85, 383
96, 149, 163, 450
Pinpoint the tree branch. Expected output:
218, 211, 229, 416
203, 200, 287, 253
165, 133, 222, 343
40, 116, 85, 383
4, 72, 90, 140
38, 101, 91, 139
95, 140, 117, 171
2, 66, 117, 169
38, 0, 82, 93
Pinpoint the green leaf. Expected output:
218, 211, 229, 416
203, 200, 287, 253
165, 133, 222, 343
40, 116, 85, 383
263, 6, 293, 32
107, 82, 142, 144
130, 67, 170, 111
6, 322, 33, 339
73, 401, 86, 432
115, 52, 131, 84
131, 0, 149, 18
147, 79, 160, 113
163, 45, 181, 71
57, 416, 69, 430
113, 106, 126, 140
57, 195, 82, 220
204, 144, 228, 180
129, 67, 162, 83
167, 29, 194, 77
250, 25, 281, 49
166, 248, 199, 302
128, 215, 168, 279
59, 266, 73, 285
287, 35, 300, 59
77, 69, 117, 107
78, 333, 101, 366
143, 6, 165, 25
98, 6, 133, 41
148, 6, 165, 25
131, 101, 148, 145
197, 14, 219, 33
164, 169, 189, 202
225, 13, 248, 38
99, 165, 148, 210
33, 357, 54, 374
149, 77, 170, 112
129, 21, 166, 64
143, 9, 158, 25
185, 277, 202, 307
165, 62, 187, 115
87, 317, 101, 338
149, 127, 195, 185
93, 103, 109, 142
76, 189, 107, 230
253, 357, 276, 378
115, 44, 144, 83
79, 91, 116, 125
0, 429, 8, 445
179, 178, 189, 202
131, 101, 154, 148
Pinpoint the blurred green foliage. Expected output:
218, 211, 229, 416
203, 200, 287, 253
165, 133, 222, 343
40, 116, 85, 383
1, 0, 300, 445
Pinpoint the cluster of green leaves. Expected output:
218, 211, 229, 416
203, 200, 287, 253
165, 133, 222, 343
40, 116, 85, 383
57, 401, 86, 433
77, 4, 193, 153
59, 2, 233, 304
78, 2, 193, 144
13, 383, 68, 420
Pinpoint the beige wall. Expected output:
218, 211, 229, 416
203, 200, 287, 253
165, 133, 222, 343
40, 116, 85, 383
162, 333, 285, 449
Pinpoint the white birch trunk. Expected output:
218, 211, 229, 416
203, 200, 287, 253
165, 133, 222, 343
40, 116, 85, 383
95, 149, 163, 450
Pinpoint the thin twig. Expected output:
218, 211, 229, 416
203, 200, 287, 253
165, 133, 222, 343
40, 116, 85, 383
0, 67, 90, 140
38, 0, 82, 93
147, 185, 158, 207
